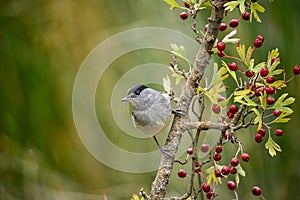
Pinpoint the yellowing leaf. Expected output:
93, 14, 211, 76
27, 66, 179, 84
252, 108, 263, 130
163, 0, 180, 9
222, 61, 238, 85
265, 136, 282, 157
225, 0, 245, 13
250, 2, 265, 23
204, 166, 220, 184
236, 44, 245, 61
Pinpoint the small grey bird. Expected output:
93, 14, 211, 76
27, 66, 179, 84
121, 85, 172, 156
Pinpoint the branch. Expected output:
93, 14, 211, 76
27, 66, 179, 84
150, 1, 226, 198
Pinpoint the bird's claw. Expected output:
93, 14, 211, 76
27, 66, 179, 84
171, 109, 186, 117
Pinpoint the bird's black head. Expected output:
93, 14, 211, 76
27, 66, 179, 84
127, 84, 148, 96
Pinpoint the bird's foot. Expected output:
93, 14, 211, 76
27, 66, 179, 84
171, 109, 186, 116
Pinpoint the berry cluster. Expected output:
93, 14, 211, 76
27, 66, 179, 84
158, 0, 299, 199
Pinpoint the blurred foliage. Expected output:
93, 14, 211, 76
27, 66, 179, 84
0, 0, 299, 199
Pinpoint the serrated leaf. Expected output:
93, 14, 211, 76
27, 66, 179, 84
272, 93, 295, 110
163, 0, 180, 9
170, 43, 192, 70
225, 0, 245, 13
250, 2, 265, 23
235, 94, 257, 107
224, 1, 239, 12
252, 108, 263, 130
222, 61, 238, 85
265, 136, 282, 157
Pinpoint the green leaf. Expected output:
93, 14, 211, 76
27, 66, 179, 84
271, 93, 295, 112
265, 136, 282, 157
236, 44, 245, 61
163, 0, 180, 9
222, 61, 238, 85
170, 43, 192, 70
252, 108, 263, 130
225, 0, 245, 13
163, 75, 171, 92
245, 46, 254, 67
224, 1, 239, 12
250, 2, 265, 23
259, 91, 267, 109
236, 164, 246, 177
171, 73, 184, 85
253, 62, 266, 73
272, 111, 293, 123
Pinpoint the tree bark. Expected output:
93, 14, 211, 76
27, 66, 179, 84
150, 1, 226, 199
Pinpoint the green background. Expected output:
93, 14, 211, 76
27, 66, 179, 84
1, 0, 299, 199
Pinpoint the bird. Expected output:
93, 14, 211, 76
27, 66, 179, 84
121, 84, 172, 156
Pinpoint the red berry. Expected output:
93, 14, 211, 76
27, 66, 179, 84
228, 62, 238, 71
178, 169, 187, 178
258, 128, 266, 137
260, 67, 269, 77
245, 70, 254, 77
241, 153, 250, 162
221, 165, 230, 175
271, 57, 278, 64
229, 19, 239, 28
254, 38, 263, 48
206, 191, 214, 199
252, 186, 262, 196
187, 148, 193, 155
266, 76, 275, 83
195, 162, 200, 168
293, 65, 300, 75
212, 104, 221, 114
219, 23, 227, 31
217, 41, 226, 51
201, 144, 209, 153
273, 110, 282, 117
230, 167, 237, 174
275, 129, 283, 136
242, 12, 250, 20
227, 181, 236, 190
217, 50, 225, 57
266, 96, 275, 105
204, 24, 209, 32
215, 169, 222, 177
265, 86, 275, 94
213, 153, 222, 161
202, 183, 211, 193
184, 1, 190, 8
230, 157, 239, 166
180, 12, 188, 20
229, 104, 238, 113
227, 111, 234, 119
256, 35, 264, 42
251, 0, 257, 2
215, 145, 222, 153
255, 133, 263, 143
254, 87, 263, 96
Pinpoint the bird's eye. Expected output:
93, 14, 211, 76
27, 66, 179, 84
134, 90, 141, 95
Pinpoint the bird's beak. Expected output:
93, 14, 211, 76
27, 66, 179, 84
121, 95, 131, 102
